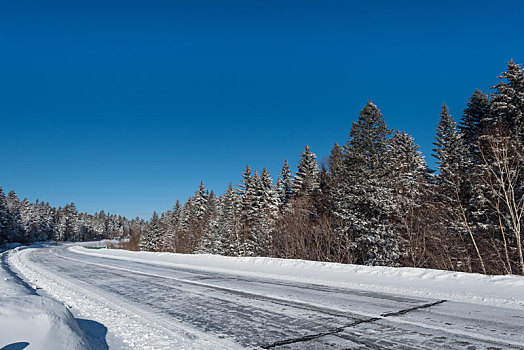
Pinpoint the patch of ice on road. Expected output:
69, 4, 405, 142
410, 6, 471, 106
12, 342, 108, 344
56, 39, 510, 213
71, 245, 524, 311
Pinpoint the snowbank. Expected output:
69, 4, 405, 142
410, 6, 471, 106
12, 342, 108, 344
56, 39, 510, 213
0, 249, 90, 350
72, 245, 524, 311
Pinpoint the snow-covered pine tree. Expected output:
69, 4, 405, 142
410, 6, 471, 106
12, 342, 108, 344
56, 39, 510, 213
275, 160, 293, 207
0, 187, 10, 244
212, 183, 238, 255
458, 90, 496, 249
258, 168, 277, 252
433, 104, 469, 202
459, 89, 491, 158
321, 143, 345, 212
260, 168, 278, 216
157, 211, 171, 251
337, 101, 399, 266
6, 191, 23, 242
178, 182, 210, 252
388, 130, 430, 264
36, 201, 55, 240
56, 203, 80, 242
238, 165, 254, 232
433, 103, 488, 272
139, 211, 162, 251
161, 200, 182, 252
198, 190, 220, 253
192, 182, 209, 223
240, 170, 261, 256
292, 145, 320, 198
490, 60, 524, 140
20, 198, 45, 242
389, 131, 428, 198
328, 143, 344, 183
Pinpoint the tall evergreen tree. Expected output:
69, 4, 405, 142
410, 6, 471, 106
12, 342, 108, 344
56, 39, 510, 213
162, 200, 182, 252
491, 60, 524, 139
433, 103, 468, 200
433, 103, 488, 273
388, 131, 429, 262
460, 89, 491, 158
327, 143, 344, 182
292, 145, 320, 198
198, 190, 220, 253
260, 168, 278, 214
218, 183, 241, 255
275, 160, 293, 206
0, 188, 10, 244
241, 171, 263, 255
6, 191, 23, 242
192, 181, 209, 222
238, 165, 254, 228
141, 212, 163, 251
336, 101, 399, 266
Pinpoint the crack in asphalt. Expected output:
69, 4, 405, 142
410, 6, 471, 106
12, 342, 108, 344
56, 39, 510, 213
261, 299, 447, 349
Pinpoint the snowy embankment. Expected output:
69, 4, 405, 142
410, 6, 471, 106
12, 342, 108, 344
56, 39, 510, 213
0, 247, 90, 350
73, 245, 524, 311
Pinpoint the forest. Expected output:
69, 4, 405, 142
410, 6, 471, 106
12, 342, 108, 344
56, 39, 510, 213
1, 60, 523, 276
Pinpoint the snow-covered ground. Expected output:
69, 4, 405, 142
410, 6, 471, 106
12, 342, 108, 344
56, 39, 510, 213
0, 247, 90, 350
72, 245, 524, 311
3, 242, 524, 349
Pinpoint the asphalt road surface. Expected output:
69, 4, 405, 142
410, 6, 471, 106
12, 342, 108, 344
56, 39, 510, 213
8, 244, 524, 349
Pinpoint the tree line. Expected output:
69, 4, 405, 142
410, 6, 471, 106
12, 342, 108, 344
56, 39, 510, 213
0, 190, 145, 245
139, 60, 523, 275
2, 60, 522, 275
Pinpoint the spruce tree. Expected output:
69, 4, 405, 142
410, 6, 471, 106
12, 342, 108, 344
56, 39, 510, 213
337, 101, 399, 266
237, 165, 252, 198
491, 60, 524, 139
459, 89, 491, 158
218, 183, 240, 255
275, 160, 293, 206
260, 168, 278, 215
433, 103, 488, 272
389, 130, 428, 193
292, 145, 320, 197
432, 103, 468, 200
198, 190, 220, 253
162, 200, 182, 252
140, 212, 162, 251
238, 165, 254, 229
388, 130, 429, 262
6, 191, 23, 242
327, 143, 344, 182
192, 181, 209, 222
241, 170, 263, 256
0, 188, 10, 244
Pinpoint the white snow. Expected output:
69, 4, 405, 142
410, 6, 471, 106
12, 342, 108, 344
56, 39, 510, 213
7, 245, 242, 350
72, 244, 524, 311
4, 242, 524, 349
0, 250, 89, 350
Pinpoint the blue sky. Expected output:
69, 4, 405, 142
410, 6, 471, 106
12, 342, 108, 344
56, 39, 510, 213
1, 0, 523, 218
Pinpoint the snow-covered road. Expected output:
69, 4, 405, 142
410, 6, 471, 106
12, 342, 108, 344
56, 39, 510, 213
6, 244, 524, 349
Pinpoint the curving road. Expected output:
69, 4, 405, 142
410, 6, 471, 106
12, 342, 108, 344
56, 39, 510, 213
7, 244, 524, 349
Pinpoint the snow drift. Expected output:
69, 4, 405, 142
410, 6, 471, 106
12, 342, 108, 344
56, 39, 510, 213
0, 248, 90, 350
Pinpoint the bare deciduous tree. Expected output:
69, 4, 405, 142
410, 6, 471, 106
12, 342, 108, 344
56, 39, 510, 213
479, 129, 524, 274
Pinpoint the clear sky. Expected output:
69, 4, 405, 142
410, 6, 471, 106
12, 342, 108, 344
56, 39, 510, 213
1, 0, 523, 219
